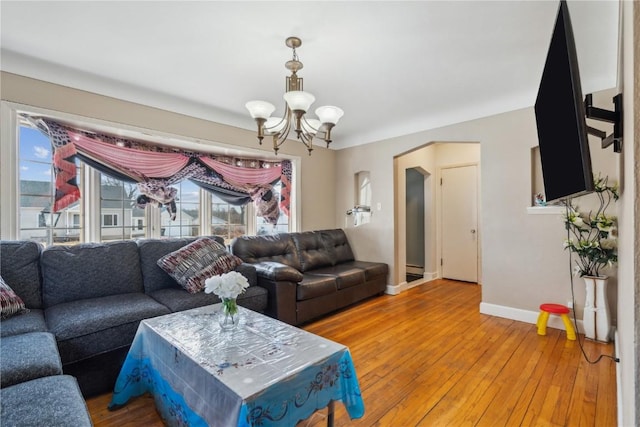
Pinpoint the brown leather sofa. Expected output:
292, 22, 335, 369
231, 229, 388, 325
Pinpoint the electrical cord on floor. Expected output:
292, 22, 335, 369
565, 200, 620, 364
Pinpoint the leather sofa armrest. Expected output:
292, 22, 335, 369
257, 278, 297, 325
252, 262, 303, 283
234, 263, 257, 287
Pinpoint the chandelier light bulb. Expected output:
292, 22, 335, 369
264, 117, 286, 134
283, 91, 316, 113
301, 119, 321, 135
315, 106, 344, 125
245, 101, 275, 119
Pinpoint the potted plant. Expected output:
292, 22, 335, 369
562, 174, 618, 341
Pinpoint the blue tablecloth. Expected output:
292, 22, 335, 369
109, 305, 364, 426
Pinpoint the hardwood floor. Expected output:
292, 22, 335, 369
87, 279, 617, 426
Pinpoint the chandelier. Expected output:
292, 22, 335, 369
245, 37, 344, 156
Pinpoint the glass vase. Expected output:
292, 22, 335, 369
218, 297, 240, 330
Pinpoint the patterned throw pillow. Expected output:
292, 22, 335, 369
1, 275, 29, 319
157, 237, 243, 294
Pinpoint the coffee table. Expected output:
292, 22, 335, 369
108, 304, 364, 426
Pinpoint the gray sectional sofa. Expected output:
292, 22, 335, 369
0, 236, 266, 425
231, 229, 388, 325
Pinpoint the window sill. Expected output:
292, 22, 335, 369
526, 206, 565, 215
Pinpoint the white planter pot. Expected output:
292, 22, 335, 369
594, 276, 611, 342
582, 276, 596, 340
582, 276, 610, 342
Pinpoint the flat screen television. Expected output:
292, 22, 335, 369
534, 0, 594, 203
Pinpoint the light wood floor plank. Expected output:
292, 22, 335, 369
86, 279, 617, 426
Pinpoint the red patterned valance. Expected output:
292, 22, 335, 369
41, 119, 291, 225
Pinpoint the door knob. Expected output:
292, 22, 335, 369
471, 229, 476, 234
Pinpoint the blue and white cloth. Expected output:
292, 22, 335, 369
109, 305, 364, 426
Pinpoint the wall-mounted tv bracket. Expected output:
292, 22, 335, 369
584, 93, 623, 153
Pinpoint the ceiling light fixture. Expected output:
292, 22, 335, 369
245, 36, 344, 156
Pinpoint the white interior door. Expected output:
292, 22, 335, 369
441, 165, 478, 282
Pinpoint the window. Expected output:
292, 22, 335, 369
18, 125, 83, 245
211, 194, 247, 242
9, 114, 295, 244
256, 182, 289, 235
100, 174, 141, 241
161, 180, 200, 238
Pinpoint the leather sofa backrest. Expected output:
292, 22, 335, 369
0, 240, 43, 309
231, 234, 302, 271
291, 231, 333, 272
41, 240, 144, 307
319, 229, 355, 265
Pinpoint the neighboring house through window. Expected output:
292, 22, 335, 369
211, 193, 247, 243
19, 126, 82, 245
102, 213, 118, 227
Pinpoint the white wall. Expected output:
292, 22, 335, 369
616, 1, 637, 425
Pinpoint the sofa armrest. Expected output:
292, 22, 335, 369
234, 263, 257, 287
256, 277, 297, 325
252, 261, 303, 283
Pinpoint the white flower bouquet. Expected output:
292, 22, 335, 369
562, 174, 619, 278
205, 271, 249, 316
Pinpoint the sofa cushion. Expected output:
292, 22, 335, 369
310, 265, 367, 290
0, 375, 92, 427
138, 237, 229, 293
291, 232, 333, 272
0, 276, 29, 319
297, 274, 338, 301
157, 237, 242, 294
0, 332, 62, 388
0, 309, 47, 338
0, 241, 43, 308
342, 260, 389, 281
42, 240, 144, 307
45, 293, 170, 364
138, 237, 198, 293
232, 234, 302, 271
149, 285, 268, 313
319, 229, 355, 265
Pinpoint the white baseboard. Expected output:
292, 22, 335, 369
479, 302, 584, 333
386, 282, 405, 295
387, 272, 440, 296
424, 271, 438, 281
387, 272, 439, 296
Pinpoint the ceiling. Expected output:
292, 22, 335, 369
0, 1, 620, 151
